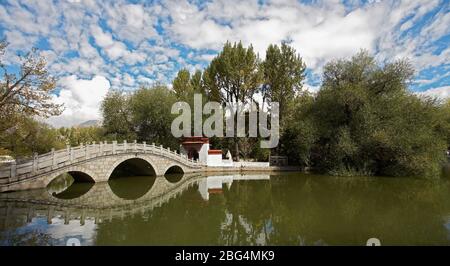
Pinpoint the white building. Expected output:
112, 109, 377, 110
179, 137, 233, 167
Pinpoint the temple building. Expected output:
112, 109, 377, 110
180, 136, 233, 167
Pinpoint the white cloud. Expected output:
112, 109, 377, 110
47, 75, 110, 127
105, 3, 158, 45
0, 0, 448, 127
417, 86, 450, 101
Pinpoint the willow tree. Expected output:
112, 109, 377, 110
309, 50, 447, 177
203, 41, 263, 160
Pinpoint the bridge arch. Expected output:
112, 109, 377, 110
164, 164, 185, 183
106, 155, 158, 180
164, 164, 185, 175
44, 167, 98, 188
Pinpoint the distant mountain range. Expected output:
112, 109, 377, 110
78, 120, 101, 127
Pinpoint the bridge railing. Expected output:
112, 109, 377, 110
0, 141, 201, 184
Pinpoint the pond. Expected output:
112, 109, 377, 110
1, 171, 450, 246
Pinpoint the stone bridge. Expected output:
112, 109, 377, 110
0, 141, 203, 192
0, 173, 204, 229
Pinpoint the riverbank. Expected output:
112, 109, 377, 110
204, 165, 302, 173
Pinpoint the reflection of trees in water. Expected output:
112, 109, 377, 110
94, 184, 227, 245
47, 173, 74, 195
220, 180, 273, 245
266, 174, 450, 245
1, 230, 53, 246
92, 174, 450, 245
7, 173, 450, 245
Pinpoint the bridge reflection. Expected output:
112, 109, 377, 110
0, 173, 271, 231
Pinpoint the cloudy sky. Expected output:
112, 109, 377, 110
0, 0, 449, 127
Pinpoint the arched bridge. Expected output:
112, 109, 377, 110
0, 173, 204, 229
0, 141, 203, 192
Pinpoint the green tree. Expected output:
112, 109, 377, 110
262, 43, 307, 156
0, 117, 65, 157
190, 70, 204, 94
101, 90, 135, 140
281, 93, 316, 168
130, 85, 179, 149
172, 69, 193, 101
262, 43, 306, 123
58, 126, 105, 146
203, 41, 263, 160
308, 50, 447, 177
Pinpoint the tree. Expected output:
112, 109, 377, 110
307, 50, 447, 177
262, 43, 306, 123
262, 43, 307, 156
172, 69, 193, 101
0, 117, 65, 157
0, 40, 62, 125
190, 70, 204, 94
101, 90, 135, 140
442, 99, 450, 148
130, 85, 179, 149
101, 85, 180, 149
203, 41, 263, 160
281, 92, 316, 168
58, 126, 105, 146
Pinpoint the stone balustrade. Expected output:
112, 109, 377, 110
0, 140, 201, 188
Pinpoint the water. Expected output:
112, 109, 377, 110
1, 172, 450, 246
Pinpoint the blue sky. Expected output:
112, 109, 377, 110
0, 0, 449, 127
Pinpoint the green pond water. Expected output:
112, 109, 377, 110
1, 171, 450, 246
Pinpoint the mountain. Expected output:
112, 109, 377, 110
78, 120, 101, 128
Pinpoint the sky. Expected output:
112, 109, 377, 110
0, 0, 449, 127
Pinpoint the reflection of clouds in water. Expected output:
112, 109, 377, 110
445, 216, 450, 241
2, 216, 97, 246
46, 217, 97, 246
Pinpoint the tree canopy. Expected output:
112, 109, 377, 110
287, 51, 448, 178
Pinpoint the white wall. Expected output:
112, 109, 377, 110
207, 153, 222, 166
199, 143, 209, 164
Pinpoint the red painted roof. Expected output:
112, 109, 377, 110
181, 136, 209, 144
208, 149, 222, 154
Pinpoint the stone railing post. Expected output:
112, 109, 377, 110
85, 143, 89, 160
32, 153, 38, 174
69, 146, 74, 163
51, 148, 56, 169
143, 141, 146, 152
134, 140, 137, 152
99, 141, 103, 156
65, 145, 70, 164
123, 140, 127, 152
92, 141, 96, 157
112, 141, 117, 154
